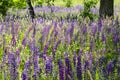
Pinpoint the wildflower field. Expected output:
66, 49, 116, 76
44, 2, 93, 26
0, 2, 120, 80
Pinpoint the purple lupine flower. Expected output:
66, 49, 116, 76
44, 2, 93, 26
102, 67, 107, 74
76, 54, 82, 80
102, 33, 106, 43
74, 31, 79, 42
33, 58, 41, 80
29, 40, 35, 53
112, 27, 117, 34
82, 26, 87, 34
54, 21, 57, 29
5, 22, 10, 33
66, 21, 74, 38
56, 39, 61, 47
42, 54, 47, 60
65, 55, 74, 80
24, 61, 31, 70
15, 24, 19, 34
22, 37, 27, 47
73, 51, 77, 67
58, 59, 64, 80
98, 19, 102, 32
107, 27, 111, 33
84, 60, 89, 70
22, 70, 27, 80
23, 60, 32, 80
38, 35, 44, 44
52, 39, 61, 58
45, 57, 53, 75
89, 52, 93, 68
67, 35, 71, 44
102, 67, 107, 78
11, 36, 16, 46
54, 29, 58, 38
69, 21, 74, 38
32, 72, 41, 80
92, 26, 97, 36
32, 73, 37, 80
113, 34, 119, 44
115, 16, 119, 25
88, 21, 93, 26
106, 61, 114, 75
43, 42, 49, 54
11, 22, 15, 35
8, 52, 18, 80
118, 61, 120, 75
16, 48, 21, 66
79, 50, 83, 54
33, 47, 40, 74
41, 26, 50, 36
99, 56, 105, 66
33, 55, 39, 70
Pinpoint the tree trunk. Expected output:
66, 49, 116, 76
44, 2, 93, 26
99, 0, 114, 18
26, 0, 35, 20
26, 0, 36, 38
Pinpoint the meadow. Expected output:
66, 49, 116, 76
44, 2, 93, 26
0, 0, 120, 80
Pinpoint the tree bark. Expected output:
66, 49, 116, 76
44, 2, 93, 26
99, 0, 114, 18
26, 0, 36, 38
26, 0, 35, 20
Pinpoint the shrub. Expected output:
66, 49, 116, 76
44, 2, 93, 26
66, 0, 72, 7
81, 0, 98, 20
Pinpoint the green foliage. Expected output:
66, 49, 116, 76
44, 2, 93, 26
0, 0, 13, 16
45, 0, 54, 6
35, 0, 44, 7
13, 0, 26, 9
65, 0, 72, 7
81, 0, 98, 20
31, 0, 44, 7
